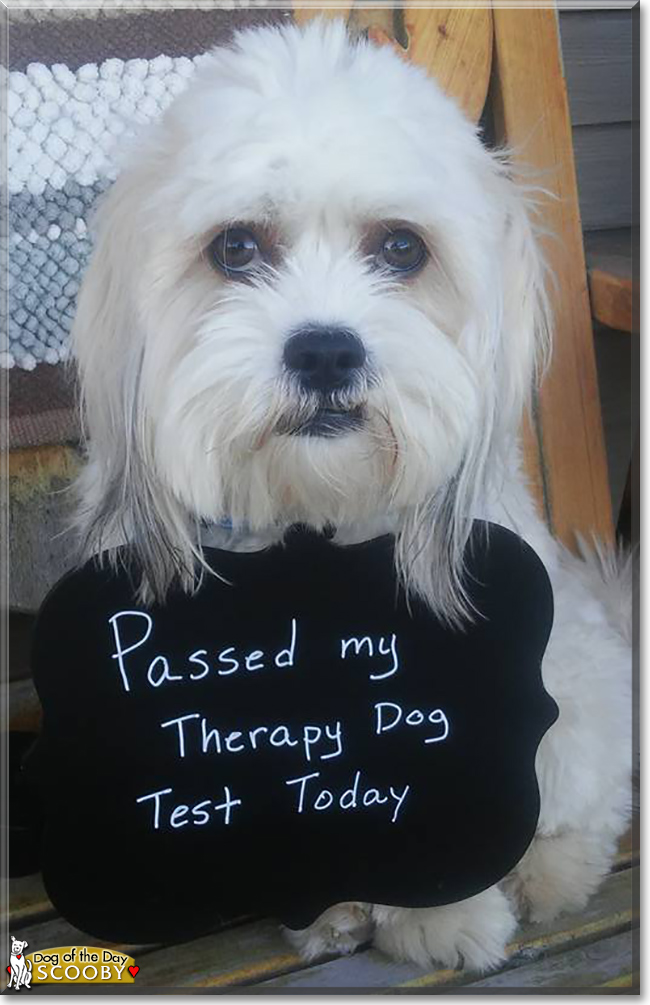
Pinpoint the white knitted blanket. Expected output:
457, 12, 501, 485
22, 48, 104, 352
6, 5, 290, 371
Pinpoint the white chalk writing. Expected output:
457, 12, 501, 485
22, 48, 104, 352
340, 633, 400, 680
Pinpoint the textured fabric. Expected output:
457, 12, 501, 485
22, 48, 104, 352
7, 2, 267, 22
7, 366, 79, 449
7, 5, 290, 447
8, 181, 107, 370
8, 8, 286, 72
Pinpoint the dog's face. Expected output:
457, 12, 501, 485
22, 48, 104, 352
73, 21, 549, 617
11, 938, 28, 956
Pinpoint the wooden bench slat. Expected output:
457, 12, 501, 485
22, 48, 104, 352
614, 824, 639, 871
12, 915, 157, 961
132, 919, 302, 988
492, 6, 614, 548
293, 3, 353, 27
258, 866, 636, 990
585, 228, 636, 335
292, 7, 493, 127
265, 948, 450, 990
598, 971, 639, 989
8, 444, 81, 613
401, 864, 636, 991
399, 7, 493, 124
8, 677, 42, 733
464, 931, 634, 990
5, 873, 55, 928
7, 859, 637, 989
589, 268, 634, 335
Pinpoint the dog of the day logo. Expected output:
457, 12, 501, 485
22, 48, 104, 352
6, 939, 139, 988
7, 937, 32, 991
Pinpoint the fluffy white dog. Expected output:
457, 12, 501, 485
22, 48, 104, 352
71, 20, 632, 972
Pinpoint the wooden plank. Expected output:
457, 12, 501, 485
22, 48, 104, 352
585, 228, 635, 284
293, 7, 492, 126
590, 268, 633, 335
399, 7, 493, 124
292, 5, 401, 77
8, 677, 42, 732
293, 2, 353, 28
593, 320, 635, 516
559, 10, 635, 127
7, 850, 636, 988
7, 864, 636, 989
133, 920, 303, 988
5, 873, 55, 928
13, 914, 156, 960
585, 229, 636, 334
8, 611, 36, 682
614, 848, 638, 873
8, 443, 81, 493
599, 971, 638, 989
573, 123, 635, 232
491, 6, 613, 548
260, 867, 636, 990
613, 812, 639, 870
465, 931, 634, 990
8, 444, 82, 612
263, 948, 456, 990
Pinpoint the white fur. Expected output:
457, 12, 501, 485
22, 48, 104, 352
71, 20, 632, 975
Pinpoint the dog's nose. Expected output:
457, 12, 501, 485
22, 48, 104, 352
283, 326, 366, 392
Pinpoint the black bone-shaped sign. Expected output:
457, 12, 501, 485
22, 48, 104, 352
27, 522, 557, 943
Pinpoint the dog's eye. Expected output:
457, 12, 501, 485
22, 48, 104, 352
208, 227, 261, 275
379, 229, 427, 274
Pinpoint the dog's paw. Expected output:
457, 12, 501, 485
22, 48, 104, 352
284, 902, 374, 962
372, 886, 517, 973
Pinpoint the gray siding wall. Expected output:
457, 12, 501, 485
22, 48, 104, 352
559, 9, 636, 231
559, 10, 636, 523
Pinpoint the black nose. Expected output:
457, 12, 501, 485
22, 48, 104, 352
283, 326, 367, 392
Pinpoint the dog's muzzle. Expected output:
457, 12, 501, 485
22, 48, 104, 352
281, 325, 367, 437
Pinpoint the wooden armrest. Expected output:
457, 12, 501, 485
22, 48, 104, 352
585, 228, 637, 335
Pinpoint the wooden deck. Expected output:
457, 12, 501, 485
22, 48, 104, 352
5, 839, 638, 993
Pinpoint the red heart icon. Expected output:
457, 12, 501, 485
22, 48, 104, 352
6, 966, 10, 974
16, 956, 21, 960
128, 966, 139, 978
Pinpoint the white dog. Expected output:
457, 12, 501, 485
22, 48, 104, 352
7, 937, 32, 990
71, 20, 632, 972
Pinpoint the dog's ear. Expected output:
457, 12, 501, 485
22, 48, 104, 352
71, 170, 201, 601
490, 163, 552, 439
396, 162, 552, 627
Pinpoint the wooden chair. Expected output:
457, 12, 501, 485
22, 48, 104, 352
295, 2, 615, 550
6, 4, 637, 991
586, 229, 636, 337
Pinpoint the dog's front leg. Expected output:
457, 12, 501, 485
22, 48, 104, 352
285, 902, 374, 961
371, 885, 517, 973
503, 828, 620, 925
